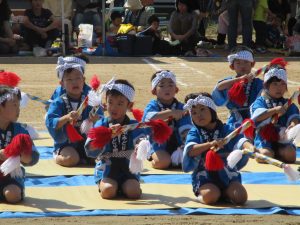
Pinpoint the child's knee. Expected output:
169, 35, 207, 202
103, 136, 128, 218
226, 182, 248, 205
151, 151, 171, 169
100, 185, 118, 199
199, 184, 221, 205
56, 147, 80, 167
122, 180, 141, 199
278, 146, 296, 163
3, 185, 22, 204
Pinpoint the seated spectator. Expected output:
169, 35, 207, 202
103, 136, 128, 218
168, 0, 200, 52
141, 15, 181, 55
265, 15, 285, 48
286, 20, 300, 53
107, 11, 122, 35
123, 0, 154, 31
22, 0, 60, 50
0, 0, 20, 54
43, 0, 73, 47
73, 0, 102, 37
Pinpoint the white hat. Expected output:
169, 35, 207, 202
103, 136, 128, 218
264, 67, 287, 84
183, 95, 217, 112
124, 0, 143, 10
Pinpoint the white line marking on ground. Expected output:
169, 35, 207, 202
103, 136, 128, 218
288, 80, 300, 86
179, 63, 211, 78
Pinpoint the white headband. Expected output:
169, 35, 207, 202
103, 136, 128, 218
101, 78, 135, 102
0, 87, 20, 104
151, 70, 176, 90
227, 50, 254, 65
264, 67, 287, 84
183, 95, 217, 112
56, 56, 84, 80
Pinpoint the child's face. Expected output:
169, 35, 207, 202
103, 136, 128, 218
112, 17, 122, 27
0, 95, 20, 123
231, 59, 254, 76
268, 80, 287, 99
191, 104, 212, 127
178, 2, 188, 13
106, 94, 132, 121
151, 21, 159, 30
153, 78, 178, 103
31, 0, 43, 9
61, 70, 85, 99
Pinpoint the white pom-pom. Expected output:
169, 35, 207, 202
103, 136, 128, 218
129, 151, 143, 174
136, 139, 151, 161
227, 149, 243, 169
283, 164, 300, 181
24, 124, 40, 140
0, 156, 22, 178
88, 90, 102, 107
80, 119, 93, 135
171, 146, 183, 166
286, 124, 300, 145
20, 92, 30, 108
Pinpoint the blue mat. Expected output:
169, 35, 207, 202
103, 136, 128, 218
24, 173, 300, 187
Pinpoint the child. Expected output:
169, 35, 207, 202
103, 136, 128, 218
266, 15, 285, 49
141, 15, 181, 55
50, 54, 91, 102
45, 57, 103, 167
212, 46, 263, 129
85, 78, 147, 199
142, 70, 193, 169
182, 93, 252, 205
22, 0, 60, 49
250, 65, 299, 163
107, 11, 122, 36
0, 71, 39, 203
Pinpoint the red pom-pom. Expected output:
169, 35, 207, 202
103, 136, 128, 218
269, 58, 287, 69
131, 108, 143, 122
146, 119, 173, 144
0, 71, 21, 87
228, 79, 248, 107
66, 123, 83, 143
88, 126, 112, 148
4, 134, 32, 157
205, 149, 224, 171
260, 123, 279, 142
242, 119, 255, 139
90, 75, 101, 90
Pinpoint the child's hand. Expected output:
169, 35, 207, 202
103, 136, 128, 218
240, 72, 255, 82
172, 109, 185, 120
89, 113, 100, 123
274, 105, 286, 117
68, 111, 80, 122
210, 139, 225, 149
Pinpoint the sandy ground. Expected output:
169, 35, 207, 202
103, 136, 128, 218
1, 56, 300, 224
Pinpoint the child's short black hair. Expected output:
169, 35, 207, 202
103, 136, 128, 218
111, 11, 122, 21
106, 79, 135, 102
148, 15, 160, 25
230, 45, 254, 57
185, 92, 218, 123
264, 76, 285, 89
0, 86, 21, 106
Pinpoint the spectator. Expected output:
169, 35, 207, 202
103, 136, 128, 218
268, 0, 292, 35
265, 15, 285, 48
141, 15, 181, 55
227, 0, 254, 50
107, 11, 122, 35
192, 0, 214, 39
168, 0, 200, 53
43, 0, 73, 47
22, 0, 60, 50
73, 0, 102, 37
253, 0, 270, 53
123, 0, 154, 31
0, 0, 19, 54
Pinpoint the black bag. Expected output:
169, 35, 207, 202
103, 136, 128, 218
116, 35, 153, 56
116, 35, 136, 55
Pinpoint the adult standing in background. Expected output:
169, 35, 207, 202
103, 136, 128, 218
0, 0, 19, 54
227, 0, 254, 50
